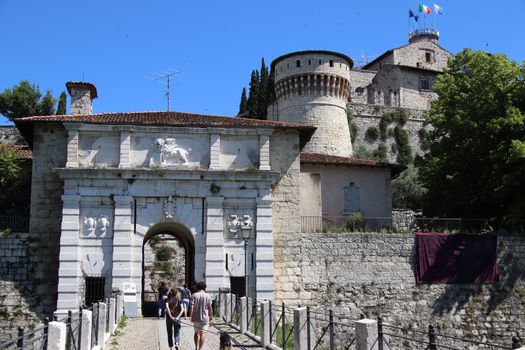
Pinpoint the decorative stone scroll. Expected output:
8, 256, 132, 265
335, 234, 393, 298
163, 196, 177, 220
82, 215, 111, 237
227, 214, 254, 236
151, 138, 191, 166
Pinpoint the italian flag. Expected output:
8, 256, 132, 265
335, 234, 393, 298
419, 3, 431, 14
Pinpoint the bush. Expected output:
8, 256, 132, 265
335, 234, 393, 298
345, 212, 367, 231
365, 126, 379, 141
156, 245, 173, 261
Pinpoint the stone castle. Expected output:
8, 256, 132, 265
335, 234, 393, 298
8, 28, 523, 348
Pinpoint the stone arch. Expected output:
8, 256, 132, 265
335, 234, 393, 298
141, 222, 195, 317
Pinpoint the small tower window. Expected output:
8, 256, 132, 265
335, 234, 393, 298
329, 60, 334, 67
308, 59, 311, 65
296, 60, 301, 67
319, 59, 322, 65
420, 79, 432, 90
425, 52, 434, 63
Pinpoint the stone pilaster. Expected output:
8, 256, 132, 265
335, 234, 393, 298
118, 132, 131, 168
56, 195, 82, 312
65, 129, 79, 168
209, 134, 221, 170
111, 196, 134, 292
259, 133, 271, 171
204, 196, 225, 294
255, 193, 274, 301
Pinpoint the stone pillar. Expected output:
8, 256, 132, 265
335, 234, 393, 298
56, 195, 82, 312
209, 134, 221, 170
260, 300, 271, 347
111, 196, 134, 293
118, 131, 131, 168
259, 133, 271, 171
48, 321, 67, 350
108, 297, 116, 334
80, 309, 92, 350
225, 293, 232, 323
97, 302, 107, 350
293, 307, 308, 350
65, 129, 79, 168
255, 194, 274, 301
239, 296, 247, 334
356, 319, 378, 350
204, 196, 225, 295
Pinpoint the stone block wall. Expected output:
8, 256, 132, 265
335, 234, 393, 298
350, 103, 427, 163
274, 232, 525, 347
0, 126, 21, 145
0, 232, 45, 343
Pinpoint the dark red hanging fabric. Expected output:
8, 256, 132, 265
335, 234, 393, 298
415, 232, 498, 284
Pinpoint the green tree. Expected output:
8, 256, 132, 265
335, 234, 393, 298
238, 87, 247, 115
239, 58, 276, 119
392, 166, 427, 209
0, 80, 57, 120
56, 91, 67, 115
417, 49, 525, 222
0, 144, 22, 213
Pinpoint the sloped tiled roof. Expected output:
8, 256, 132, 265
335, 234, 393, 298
14, 111, 316, 148
2, 144, 32, 160
300, 152, 406, 177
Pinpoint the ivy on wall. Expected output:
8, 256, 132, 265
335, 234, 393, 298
347, 109, 358, 145
418, 128, 431, 151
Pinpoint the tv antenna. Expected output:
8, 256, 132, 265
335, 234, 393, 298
144, 69, 181, 110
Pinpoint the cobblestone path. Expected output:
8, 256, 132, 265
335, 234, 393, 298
109, 317, 264, 350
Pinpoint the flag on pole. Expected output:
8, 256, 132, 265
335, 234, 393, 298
433, 3, 444, 15
409, 9, 419, 21
418, 3, 432, 14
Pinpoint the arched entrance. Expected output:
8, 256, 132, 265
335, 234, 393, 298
141, 222, 195, 317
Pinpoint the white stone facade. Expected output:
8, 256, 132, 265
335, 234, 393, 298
26, 119, 300, 314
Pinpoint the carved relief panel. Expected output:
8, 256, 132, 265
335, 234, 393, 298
220, 136, 260, 169
130, 134, 209, 168
223, 202, 255, 240
80, 197, 114, 238
78, 133, 120, 168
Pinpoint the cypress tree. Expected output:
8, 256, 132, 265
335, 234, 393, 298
247, 70, 260, 116
238, 88, 248, 115
56, 91, 67, 115
257, 58, 269, 119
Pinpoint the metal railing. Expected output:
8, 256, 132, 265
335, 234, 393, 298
301, 216, 525, 234
378, 317, 521, 350
0, 215, 29, 232
0, 318, 49, 350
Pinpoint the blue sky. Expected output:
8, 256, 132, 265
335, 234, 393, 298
1, 0, 524, 125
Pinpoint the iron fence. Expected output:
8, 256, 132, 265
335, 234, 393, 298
379, 317, 520, 350
301, 216, 525, 234
0, 215, 29, 232
0, 318, 49, 350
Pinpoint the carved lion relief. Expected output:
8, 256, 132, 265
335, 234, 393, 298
150, 138, 191, 166
83, 215, 111, 237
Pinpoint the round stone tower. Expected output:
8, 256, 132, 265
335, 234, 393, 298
271, 50, 354, 157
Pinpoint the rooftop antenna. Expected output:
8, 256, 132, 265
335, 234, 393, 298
145, 68, 181, 111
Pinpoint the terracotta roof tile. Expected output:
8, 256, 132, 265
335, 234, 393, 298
300, 152, 405, 177
2, 144, 32, 160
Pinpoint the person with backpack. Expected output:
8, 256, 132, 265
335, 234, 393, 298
180, 284, 192, 319
165, 288, 184, 350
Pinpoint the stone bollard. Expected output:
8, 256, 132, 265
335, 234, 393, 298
293, 307, 311, 350
239, 297, 247, 334
109, 298, 116, 333
219, 292, 227, 319
47, 321, 67, 350
80, 309, 92, 350
260, 300, 270, 347
356, 319, 378, 350
97, 302, 107, 349
225, 293, 232, 323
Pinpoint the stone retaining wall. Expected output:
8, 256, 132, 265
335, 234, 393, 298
274, 232, 525, 346
0, 232, 43, 343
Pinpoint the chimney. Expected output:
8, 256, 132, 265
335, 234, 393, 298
66, 81, 98, 115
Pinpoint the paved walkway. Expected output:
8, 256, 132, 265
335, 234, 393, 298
109, 317, 264, 350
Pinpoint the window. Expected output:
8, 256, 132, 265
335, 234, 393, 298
329, 60, 334, 67
296, 60, 301, 67
85, 276, 105, 306
355, 87, 365, 95
308, 59, 311, 65
420, 79, 432, 90
425, 51, 435, 63
344, 183, 360, 213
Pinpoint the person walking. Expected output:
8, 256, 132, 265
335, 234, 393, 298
165, 288, 184, 350
188, 281, 213, 350
180, 284, 192, 319
157, 281, 169, 319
